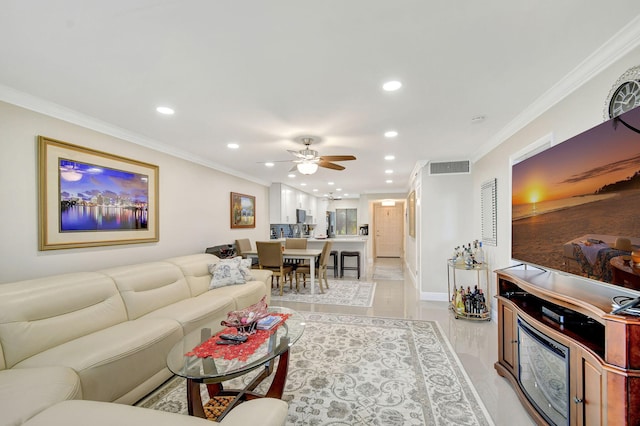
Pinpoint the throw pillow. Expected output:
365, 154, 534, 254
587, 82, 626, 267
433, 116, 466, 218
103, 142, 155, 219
239, 258, 254, 282
208, 257, 246, 289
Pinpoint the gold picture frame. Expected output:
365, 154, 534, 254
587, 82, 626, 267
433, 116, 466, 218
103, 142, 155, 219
230, 192, 256, 228
38, 136, 159, 250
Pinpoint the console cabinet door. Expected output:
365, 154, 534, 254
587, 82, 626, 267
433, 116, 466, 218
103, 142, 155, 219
498, 300, 518, 376
572, 347, 605, 426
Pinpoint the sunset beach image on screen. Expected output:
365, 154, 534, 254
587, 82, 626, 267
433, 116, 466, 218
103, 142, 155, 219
511, 106, 640, 284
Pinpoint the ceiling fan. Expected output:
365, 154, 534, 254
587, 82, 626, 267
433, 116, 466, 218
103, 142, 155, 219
287, 137, 356, 175
324, 192, 342, 201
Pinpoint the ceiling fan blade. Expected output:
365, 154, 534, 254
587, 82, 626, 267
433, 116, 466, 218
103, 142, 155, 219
319, 160, 345, 171
319, 155, 356, 162
289, 164, 298, 172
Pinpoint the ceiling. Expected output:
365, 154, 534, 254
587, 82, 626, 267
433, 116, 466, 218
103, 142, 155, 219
2, 1, 640, 199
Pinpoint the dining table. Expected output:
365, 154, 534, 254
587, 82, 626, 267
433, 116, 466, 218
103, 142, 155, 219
243, 248, 323, 295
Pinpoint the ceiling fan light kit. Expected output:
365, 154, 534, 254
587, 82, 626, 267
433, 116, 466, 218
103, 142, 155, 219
297, 161, 319, 175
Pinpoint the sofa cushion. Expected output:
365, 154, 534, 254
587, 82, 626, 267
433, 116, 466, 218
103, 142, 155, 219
0, 272, 127, 368
141, 294, 235, 335
166, 255, 273, 305
201, 281, 269, 312
22, 400, 218, 426
22, 399, 288, 426
14, 318, 182, 403
165, 253, 220, 297
100, 262, 192, 320
0, 366, 81, 426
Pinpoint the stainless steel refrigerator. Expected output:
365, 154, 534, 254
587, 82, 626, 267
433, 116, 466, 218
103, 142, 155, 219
326, 211, 336, 238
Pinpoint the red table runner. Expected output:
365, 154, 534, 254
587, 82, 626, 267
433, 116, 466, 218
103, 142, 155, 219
186, 313, 291, 362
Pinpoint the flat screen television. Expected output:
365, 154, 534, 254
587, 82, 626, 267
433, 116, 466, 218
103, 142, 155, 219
511, 106, 640, 289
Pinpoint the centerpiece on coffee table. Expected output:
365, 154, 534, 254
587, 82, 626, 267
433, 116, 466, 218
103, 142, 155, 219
221, 296, 269, 335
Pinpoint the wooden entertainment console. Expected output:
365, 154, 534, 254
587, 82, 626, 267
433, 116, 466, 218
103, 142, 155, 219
495, 267, 640, 426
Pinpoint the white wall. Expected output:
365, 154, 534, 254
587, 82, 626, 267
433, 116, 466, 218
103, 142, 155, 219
419, 170, 474, 300
472, 46, 640, 283
0, 101, 270, 283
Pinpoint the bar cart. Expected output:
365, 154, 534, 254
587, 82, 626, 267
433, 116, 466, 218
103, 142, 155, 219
447, 259, 491, 321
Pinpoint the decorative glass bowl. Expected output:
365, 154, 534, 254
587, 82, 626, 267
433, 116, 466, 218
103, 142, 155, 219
221, 296, 268, 335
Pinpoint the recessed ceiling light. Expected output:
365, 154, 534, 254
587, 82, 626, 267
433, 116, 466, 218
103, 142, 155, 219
328, 182, 335, 185
384, 155, 395, 160
227, 143, 239, 149
383, 80, 402, 91
288, 174, 296, 178
156, 106, 174, 115
344, 193, 349, 196
336, 188, 342, 191
385, 169, 393, 174
265, 162, 274, 167
386, 179, 393, 183
300, 183, 307, 186
313, 189, 318, 192
384, 130, 398, 138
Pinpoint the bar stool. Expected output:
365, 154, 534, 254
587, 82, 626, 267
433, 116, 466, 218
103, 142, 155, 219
327, 250, 339, 278
340, 251, 361, 279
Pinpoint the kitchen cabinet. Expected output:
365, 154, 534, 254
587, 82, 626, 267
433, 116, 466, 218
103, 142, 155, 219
270, 183, 317, 224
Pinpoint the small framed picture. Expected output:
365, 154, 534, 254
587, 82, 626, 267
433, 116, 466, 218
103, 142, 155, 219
230, 192, 256, 228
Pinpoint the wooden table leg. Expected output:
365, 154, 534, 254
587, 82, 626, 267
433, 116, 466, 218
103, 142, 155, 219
265, 343, 290, 399
186, 378, 206, 418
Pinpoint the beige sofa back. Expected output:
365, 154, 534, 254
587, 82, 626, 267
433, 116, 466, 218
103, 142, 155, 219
100, 262, 191, 320
165, 253, 219, 297
0, 273, 128, 369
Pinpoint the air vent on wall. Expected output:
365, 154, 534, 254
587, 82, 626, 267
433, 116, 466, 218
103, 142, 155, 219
429, 160, 470, 175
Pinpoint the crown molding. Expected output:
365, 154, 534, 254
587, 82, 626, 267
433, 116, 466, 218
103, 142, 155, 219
0, 84, 270, 187
472, 14, 640, 163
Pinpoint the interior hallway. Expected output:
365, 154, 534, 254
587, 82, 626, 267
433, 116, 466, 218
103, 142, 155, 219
277, 257, 535, 426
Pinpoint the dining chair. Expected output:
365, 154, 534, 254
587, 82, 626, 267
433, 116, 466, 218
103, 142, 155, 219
296, 241, 332, 294
235, 238, 258, 268
284, 238, 307, 274
256, 241, 294, 295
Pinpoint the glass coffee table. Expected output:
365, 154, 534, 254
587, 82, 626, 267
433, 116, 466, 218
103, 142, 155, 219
166, 306, 304, 420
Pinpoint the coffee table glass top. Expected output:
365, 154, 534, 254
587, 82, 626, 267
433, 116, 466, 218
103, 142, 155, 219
167, 306, 304, 382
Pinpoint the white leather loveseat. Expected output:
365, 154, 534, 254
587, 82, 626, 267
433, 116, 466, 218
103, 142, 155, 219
0, 253, 287, 426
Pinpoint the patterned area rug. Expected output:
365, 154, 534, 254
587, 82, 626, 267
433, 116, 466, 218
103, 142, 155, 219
270, 279, 376, 307
372, 264, 404, 281
136, 313, 494, 426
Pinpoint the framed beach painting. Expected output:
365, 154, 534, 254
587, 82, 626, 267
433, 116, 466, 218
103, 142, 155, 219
38, 136, 159, 250
230, 192, 256, 228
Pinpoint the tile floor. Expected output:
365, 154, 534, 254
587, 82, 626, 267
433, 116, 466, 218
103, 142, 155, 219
277, 257, 535, 426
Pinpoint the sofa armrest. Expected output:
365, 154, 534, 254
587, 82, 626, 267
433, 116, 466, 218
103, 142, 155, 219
219, 398, 288, 426
0, 366, 82, 426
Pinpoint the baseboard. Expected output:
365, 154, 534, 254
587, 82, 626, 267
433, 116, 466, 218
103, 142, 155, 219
420, 292, 449, 301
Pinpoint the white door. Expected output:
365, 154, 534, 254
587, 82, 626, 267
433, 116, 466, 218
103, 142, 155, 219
374, 203, 404, 257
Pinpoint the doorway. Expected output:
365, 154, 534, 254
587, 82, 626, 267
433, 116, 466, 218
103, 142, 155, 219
373, 202, 404, 258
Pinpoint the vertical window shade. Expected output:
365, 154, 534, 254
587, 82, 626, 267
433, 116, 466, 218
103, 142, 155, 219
481, 178, 497, 246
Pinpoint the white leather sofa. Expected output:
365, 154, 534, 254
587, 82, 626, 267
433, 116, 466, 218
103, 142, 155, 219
0, 253, 286, 426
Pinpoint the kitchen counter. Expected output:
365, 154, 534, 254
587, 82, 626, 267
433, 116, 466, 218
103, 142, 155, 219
306, 236, 368, 242
305, 238, 368, 278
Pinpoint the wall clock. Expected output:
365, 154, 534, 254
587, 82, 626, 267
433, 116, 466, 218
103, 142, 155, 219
604, 65, 640, 119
